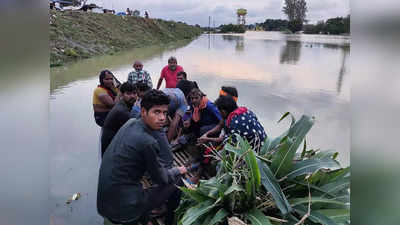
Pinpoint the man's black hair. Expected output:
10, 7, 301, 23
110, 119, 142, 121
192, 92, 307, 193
221, 86, 238, 97
134, 82, 151, 92
214, 95, 238, 114
168, 56, 177, 63
177, 71, 187, 79
189, 88, 205, 98
176, 80, 198, 97
119, 82, 135, 94
141, 89, 170, 111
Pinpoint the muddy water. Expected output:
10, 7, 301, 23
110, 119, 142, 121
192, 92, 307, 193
50, 31, 350, 225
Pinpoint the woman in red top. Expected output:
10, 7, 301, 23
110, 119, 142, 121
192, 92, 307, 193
156, 56, 184, 89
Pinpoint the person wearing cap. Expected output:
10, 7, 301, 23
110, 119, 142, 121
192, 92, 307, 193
219, 86, 238, 102
156, 56, 184, 89
127, 60, 153, 88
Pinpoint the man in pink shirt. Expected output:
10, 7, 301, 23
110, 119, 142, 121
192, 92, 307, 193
156, 56, 184, 89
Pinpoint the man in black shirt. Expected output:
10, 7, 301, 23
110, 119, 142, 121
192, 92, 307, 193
101, 82, 137, 157
97, 90, 187, 225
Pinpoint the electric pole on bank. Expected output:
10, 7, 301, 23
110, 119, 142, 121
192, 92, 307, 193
208, 16, 211, 34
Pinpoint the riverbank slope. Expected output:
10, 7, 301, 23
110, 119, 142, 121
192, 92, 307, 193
50, 11, 202, 66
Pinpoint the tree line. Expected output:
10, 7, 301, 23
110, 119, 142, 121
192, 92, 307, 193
257, 15, 350, 35
303, 16, 350, 34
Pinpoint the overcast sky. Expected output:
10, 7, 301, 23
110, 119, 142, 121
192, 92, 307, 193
88, 0, 349, 26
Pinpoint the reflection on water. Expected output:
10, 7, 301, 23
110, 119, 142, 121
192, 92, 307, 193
50, 31, 350, 225
337, 46, 349, 94
221, 35, 245, 52
280, 40, 302, 64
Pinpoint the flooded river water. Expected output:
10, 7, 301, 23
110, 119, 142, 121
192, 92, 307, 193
50, 31, 350, 225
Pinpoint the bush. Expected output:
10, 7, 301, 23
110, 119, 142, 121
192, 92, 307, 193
177, 113, 350, 225
288, 20, 303, 33
219, 24, 246, 33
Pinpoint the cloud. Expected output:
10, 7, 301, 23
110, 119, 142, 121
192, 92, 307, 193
89, 0, 349, 26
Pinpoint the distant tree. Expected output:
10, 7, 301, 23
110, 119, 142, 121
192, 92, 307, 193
282, 0, 308, 33
301, 16, 350, 35
219, 24, 245, 33
262, 19, 289, 31
343, 15, 350, 33
325, 17, 346, 34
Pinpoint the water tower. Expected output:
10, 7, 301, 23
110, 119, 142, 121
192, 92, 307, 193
237, 8, 247, 25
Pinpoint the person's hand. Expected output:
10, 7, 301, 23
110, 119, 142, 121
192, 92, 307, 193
134, 98, 141, 106
197, 134, 210, 144
183, 120, 190, 128
177, 166, 187, 174
197, 136, 210, 145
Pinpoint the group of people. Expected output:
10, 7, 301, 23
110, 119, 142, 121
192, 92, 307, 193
92, 56, 267, 225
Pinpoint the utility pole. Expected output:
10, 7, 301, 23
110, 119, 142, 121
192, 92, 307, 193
208, 16, 211, 34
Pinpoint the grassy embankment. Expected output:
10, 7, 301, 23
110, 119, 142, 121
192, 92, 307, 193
50, 10, 202, 67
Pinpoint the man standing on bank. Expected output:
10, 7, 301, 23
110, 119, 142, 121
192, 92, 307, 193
97, 90, 187, 225
156, 56, 184, 89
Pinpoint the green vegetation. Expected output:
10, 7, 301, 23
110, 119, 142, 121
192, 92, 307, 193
256, 15, 350, 35
304, 16, 350, 35
177, 113, 350, 225
282, 0, 308, 33
259, 19, 289, 31
219, 24, 246, 33
50, 11, 202, 67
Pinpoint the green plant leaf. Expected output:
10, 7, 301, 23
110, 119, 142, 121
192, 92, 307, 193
197, 177, 220, 199
289, 197, 347, 207
257, 159, 292, 215
315, 209, 350, 223
308, 167, 350, 187
246, 208, 273, 225
312, 149, 340, 160
200, 213, 214, 225
260, 138, 271, 155
180, 200, 216, 225
238, 137, 261, 190
271, 115, 315, 178
180, 187, 211, 202
224, 143, 245, 156
267, 131, 289, 154
209, 208, 229, 225
270, 137, 293, 176
224, 183, 245, 195
293, 205, 338, 225
300, 139, 307, 159
277, 112, 296, 127
286, 158, 340, 179
320, 177, 350, 197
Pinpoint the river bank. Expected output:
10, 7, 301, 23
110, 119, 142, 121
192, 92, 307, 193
50, 10, 202, 67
